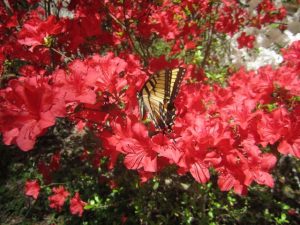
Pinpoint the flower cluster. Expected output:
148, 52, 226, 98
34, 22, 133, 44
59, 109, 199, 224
101, 41, 300, 195
0, 76, 66, 151
25, 181, 86, 217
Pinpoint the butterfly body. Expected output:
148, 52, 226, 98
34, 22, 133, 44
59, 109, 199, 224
138, 67, 186, 130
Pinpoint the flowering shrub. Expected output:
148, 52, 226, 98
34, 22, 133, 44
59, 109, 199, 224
0, 0, 299, 220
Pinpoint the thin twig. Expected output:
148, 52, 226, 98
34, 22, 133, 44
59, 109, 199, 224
44, 182, 68, 187
50, 47, 73, 62
101, 1, 148, 63
46, 0, 51, 17
122, 0, 148, 62
107, 11, 126, 30
2, 0, 13, 16
201, 6, 217, 68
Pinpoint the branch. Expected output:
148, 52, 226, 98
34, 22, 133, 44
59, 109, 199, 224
100, 1, 148, 63
107, 11, 126, 30
123, 0, 148, 62
201, 7, 217, 68
201, 29, 213, 68
50, 47, 73, 62
2, 0, 13, 15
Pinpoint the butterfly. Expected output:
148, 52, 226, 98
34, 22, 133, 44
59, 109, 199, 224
137, 67, 186, 130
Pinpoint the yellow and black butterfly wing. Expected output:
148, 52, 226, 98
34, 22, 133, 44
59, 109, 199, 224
139, 70, 167, 128
165, 67, 186, 126
138, 67, 186, 129
169, 67, 186, 101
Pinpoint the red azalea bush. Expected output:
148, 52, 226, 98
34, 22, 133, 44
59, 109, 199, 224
0, 0, 299, 219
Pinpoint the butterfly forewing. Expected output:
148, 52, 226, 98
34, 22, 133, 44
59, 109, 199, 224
170, 67, 185, 101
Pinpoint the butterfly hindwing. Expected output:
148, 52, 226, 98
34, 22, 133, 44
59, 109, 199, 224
138, 67, 186, 129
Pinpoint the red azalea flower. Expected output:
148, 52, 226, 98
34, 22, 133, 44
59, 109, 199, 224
241, 137, 277, 187
25, 180, 40, 199
109, 180, 118, 189
282, 40, 300, 71
104, 116, 158, 172
215, 6, 247, 35
69, 192, 87, 217
49, 151, 61, 172
53, 59, 98, 105
18, 15, 64, 50
76, 120, 86, 132
37, 161, 52, 184
237, 32, 255, 49
217, 172, 248, 196
18, 65, 43, 77
138, 171, 155, 183
274, 66, 300, 96
121, 214, 128, 224
150, 7, 183, 40
48, 186, 70, 212
89, 53, 128, 94
189, 161, 210, 184
257, 108, 290, 147
288, 209, 297, 216
148, 56, 179, 72
278, 111, 300, 158
0, 76, 66, 151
